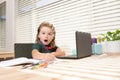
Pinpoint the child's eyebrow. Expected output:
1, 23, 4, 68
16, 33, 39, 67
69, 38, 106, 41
40, 31, 46, 33
40, 31, 53, 34
49, 32, 54, 34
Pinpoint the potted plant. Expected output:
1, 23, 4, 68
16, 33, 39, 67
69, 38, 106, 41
101, 29, 120, 53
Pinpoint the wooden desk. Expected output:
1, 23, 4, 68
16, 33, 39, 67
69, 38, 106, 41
0, 54, 120, 80
0, 52, 14, 60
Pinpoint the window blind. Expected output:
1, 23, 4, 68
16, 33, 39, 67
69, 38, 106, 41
0, 2, 6, 51
15, 0, 120, 54
89, 0, 120, 36
15, 0, 35, 43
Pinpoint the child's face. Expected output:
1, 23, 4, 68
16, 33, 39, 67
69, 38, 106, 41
38, 26, 54, 45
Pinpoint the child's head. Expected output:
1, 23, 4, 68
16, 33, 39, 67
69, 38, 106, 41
36, 21, 56, 46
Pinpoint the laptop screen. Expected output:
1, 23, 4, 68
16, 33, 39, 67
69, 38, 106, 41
57, 31, 92, 59
76, 31, 92, 58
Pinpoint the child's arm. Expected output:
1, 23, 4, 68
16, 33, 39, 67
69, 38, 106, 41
32, 49, 55, 61
51, 47, 65, 57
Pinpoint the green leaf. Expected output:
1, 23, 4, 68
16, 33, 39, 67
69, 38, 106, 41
115, 29, 120, 34
102, 37, 105, 41
100, 29, 120, 41
106, 36, 111, 41
107, 31, 112, 36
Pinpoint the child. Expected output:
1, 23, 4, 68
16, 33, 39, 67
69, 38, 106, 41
32, 21, 65, 61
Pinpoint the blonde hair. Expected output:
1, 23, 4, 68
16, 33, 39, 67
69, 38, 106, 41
36, 21, 56, 47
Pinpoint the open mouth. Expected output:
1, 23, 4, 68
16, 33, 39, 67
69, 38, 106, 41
44, 39, 48, 42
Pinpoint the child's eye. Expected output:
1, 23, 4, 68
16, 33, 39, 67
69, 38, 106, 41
42, 32, 45, 35
48, 33, 53, 36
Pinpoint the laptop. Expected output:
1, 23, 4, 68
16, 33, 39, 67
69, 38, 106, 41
14, 43, 34, 58
57, 31, 92, 59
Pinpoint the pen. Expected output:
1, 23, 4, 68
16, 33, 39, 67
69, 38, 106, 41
21, 60, 44, 69
22, 64, 33, 69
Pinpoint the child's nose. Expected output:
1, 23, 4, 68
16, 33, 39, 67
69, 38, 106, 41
45, 34, 49, 37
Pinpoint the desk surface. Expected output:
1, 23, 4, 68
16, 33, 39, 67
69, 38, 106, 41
0, 54, 120, 80
0, 52, 14, 59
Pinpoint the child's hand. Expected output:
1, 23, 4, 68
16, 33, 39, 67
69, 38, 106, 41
44, 53, 55, 61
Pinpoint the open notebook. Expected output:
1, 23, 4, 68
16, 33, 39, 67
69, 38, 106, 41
0, 57, 41, 67
57, 31, 92, 59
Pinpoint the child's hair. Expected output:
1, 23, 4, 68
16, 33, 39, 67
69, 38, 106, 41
36, 21, 56, 47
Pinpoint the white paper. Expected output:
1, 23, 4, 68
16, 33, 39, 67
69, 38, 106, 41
0, 57, 40, 67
